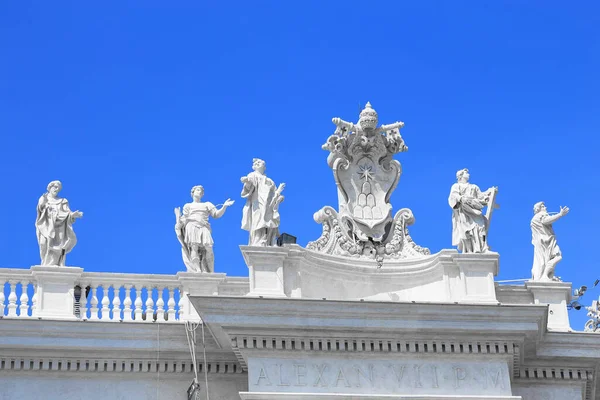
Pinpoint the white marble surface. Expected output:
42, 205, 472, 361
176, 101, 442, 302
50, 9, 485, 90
243, 245, 499, 303
241, 158, 285, 246
248, 356, 512, 396
448, 169, 498, 254
174, 185, 234, 273
35, 180, 83, 266
309, 103, 429, 263
530, 202, 569, 281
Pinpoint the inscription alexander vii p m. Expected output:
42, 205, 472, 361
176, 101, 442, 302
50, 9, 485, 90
249, 359, 510, 396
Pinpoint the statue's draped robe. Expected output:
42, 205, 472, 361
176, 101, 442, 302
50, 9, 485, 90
36, 195, 77, 266
176, 202, 217, 273
448, 182, 489, 253
530, 212, 561, 280
241, 171, 280, 246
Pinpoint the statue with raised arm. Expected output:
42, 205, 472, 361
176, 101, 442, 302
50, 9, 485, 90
35, 180, 83, 266
241, 158, 285, 246
530, 202, 569, 281
174, 185, 234, 273
448, 169, 498, 253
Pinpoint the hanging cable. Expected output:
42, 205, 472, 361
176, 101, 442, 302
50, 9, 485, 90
185, 321, 200, 385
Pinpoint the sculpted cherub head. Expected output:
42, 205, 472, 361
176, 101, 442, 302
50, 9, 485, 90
358, 102, 378, 131
456, 168, 470, 183
252, 158, 266, 174
46, 180, 62, 197
190, 185, 204, 201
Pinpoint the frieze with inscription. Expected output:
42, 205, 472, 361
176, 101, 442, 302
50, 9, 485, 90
248, 358, 512, 396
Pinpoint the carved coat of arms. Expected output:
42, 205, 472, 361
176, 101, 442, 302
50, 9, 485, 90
308, 103, 429, 265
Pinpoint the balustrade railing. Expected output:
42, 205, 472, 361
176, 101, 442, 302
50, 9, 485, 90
76, 272, 184, 322
0, 269, 37, 318
0, 267, 227, 323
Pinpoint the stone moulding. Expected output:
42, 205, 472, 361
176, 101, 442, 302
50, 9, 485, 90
239, 394, 523, 400
0, 358, 243, 375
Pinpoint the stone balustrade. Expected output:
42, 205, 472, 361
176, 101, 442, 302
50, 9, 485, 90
76, 272, 183, 322
0, 266, 248, 322
0, 268, 37, 318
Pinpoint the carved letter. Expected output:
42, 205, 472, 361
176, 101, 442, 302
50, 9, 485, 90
484, 368, 505, 390
313, 364, 328, 387
431, 365, 439, 388
453, 367, 467, 389
390, 365, 406, 385
354, 364, 375, 388
276, 364, 290, 386
294, 364, 307, 386
413, 364, 423, 388
255, 366, 272, 386
334, 367, 351, 388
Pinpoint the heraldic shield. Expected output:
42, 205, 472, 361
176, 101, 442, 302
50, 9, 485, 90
308, 102, 430, 265
335, 154, 398, 239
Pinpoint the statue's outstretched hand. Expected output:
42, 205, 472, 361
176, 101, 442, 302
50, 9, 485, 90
73, 211, 83, 219
224, 199, 235, 207
560, 206, 570, 216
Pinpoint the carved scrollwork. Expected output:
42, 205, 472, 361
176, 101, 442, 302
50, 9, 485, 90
308, 102, 429, 265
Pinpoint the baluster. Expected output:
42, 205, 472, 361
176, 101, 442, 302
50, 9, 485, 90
100, 284, 110, 320
31, 283, 38, 318
89, 285, 99, 320
145, 286, 155, 322
80, 283, 89, 320
177, 288, 185, 321
111, 285, 122, 321
156, 287, 165, 322
19, 282, 30, 317
123, 285, 133, 321
133, 285, 143, 321
7, 281, 18, 317
167, 288, 176, 322
0, 281, 5, 317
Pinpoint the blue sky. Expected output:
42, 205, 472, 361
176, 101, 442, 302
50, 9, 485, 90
1, 2, 598, 328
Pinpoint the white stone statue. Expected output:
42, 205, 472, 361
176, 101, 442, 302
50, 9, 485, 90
530, 202, 569, 281
448, 169, 498, 253
174, 185, 234, 273
35, 180, 83, 266
240, 158, 285, 246
307, 102, 430, 264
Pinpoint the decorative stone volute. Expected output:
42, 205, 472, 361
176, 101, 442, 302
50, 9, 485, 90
308, 102, 428, 265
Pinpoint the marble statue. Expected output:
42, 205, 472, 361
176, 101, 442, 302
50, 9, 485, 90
241, 158, 285, 246
174, 186, 234, 273
448, 169, 498, 253
307, 102, 429, 264
530, 202, 569, 281
35, 180, 83, 266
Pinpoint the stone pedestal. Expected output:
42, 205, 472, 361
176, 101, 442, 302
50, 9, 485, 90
242, 246, 291, 298
31, 266, 83, 320
177, 272, 227, 321
525, 280, 572, 332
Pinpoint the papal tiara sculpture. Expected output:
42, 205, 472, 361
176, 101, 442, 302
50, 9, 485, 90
307, 102, 430, 264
